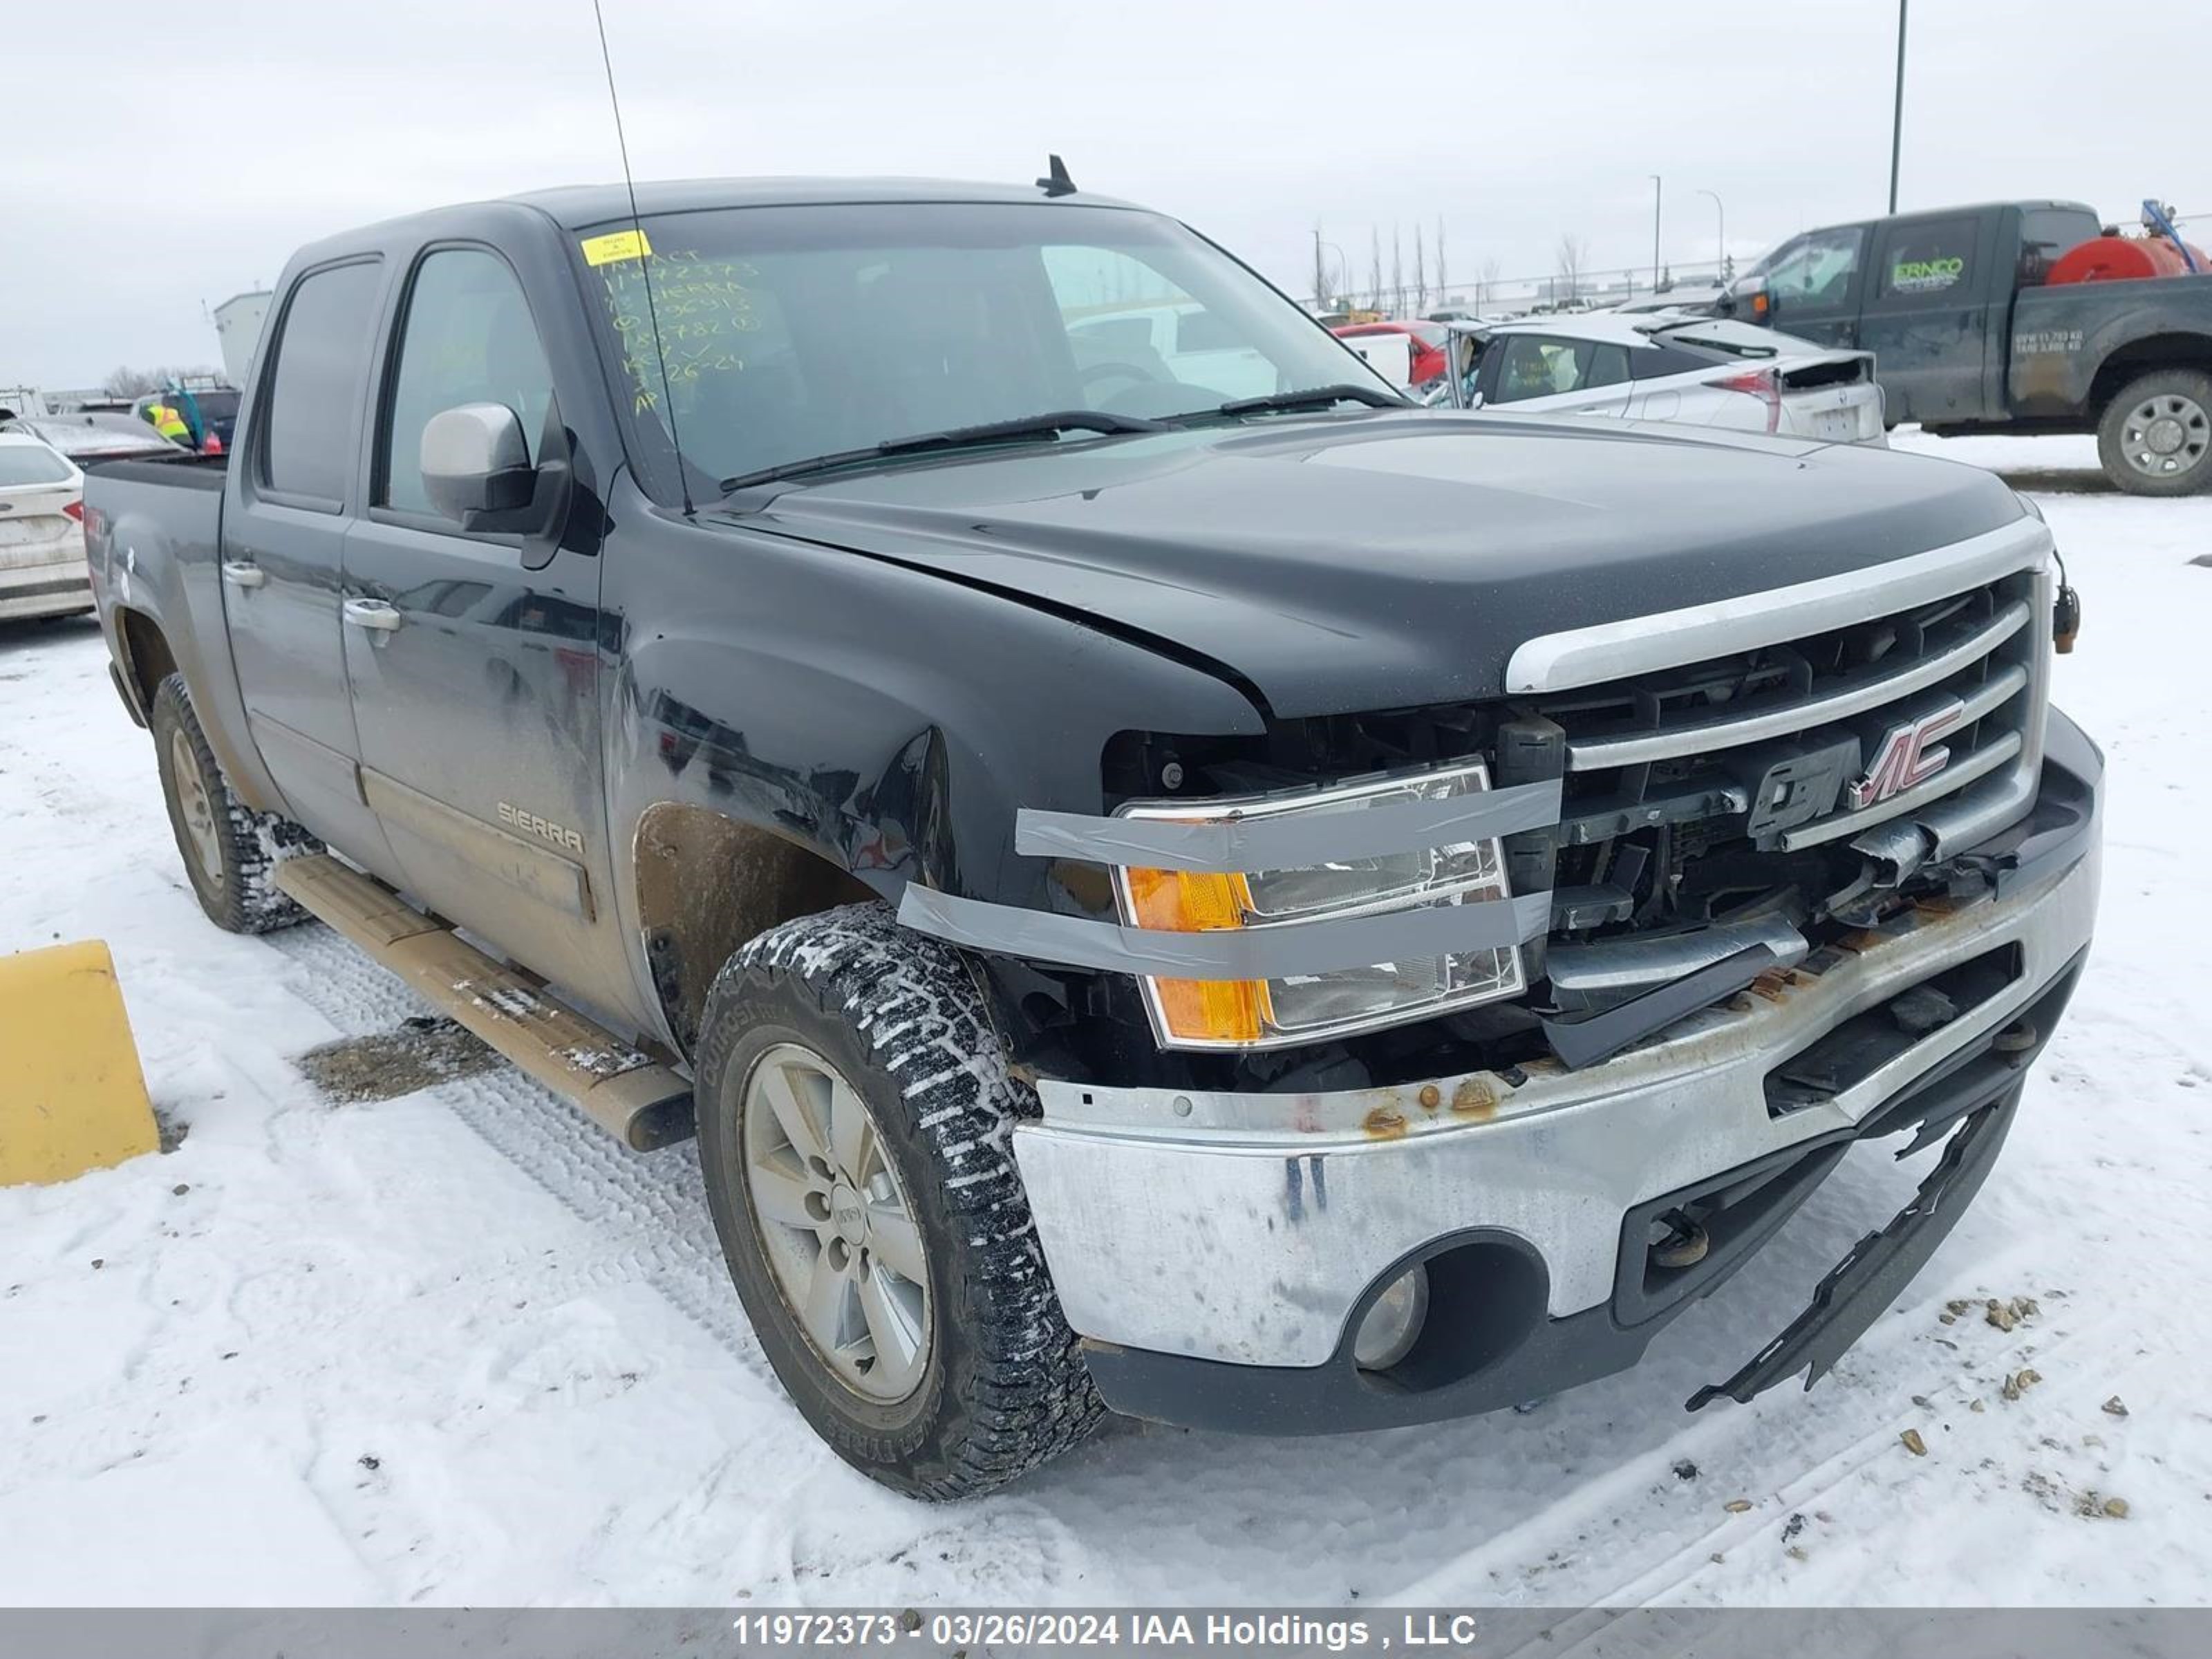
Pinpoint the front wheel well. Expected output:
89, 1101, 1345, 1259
633, 801, 876, 1060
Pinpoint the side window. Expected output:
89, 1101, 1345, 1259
1877, 218, 1977, 301
1584, 343, 1630, 388
259, 261, 382, 505
1492, 337, 1590, 402
379, 249, 554, 516
2018, 209, 2097, 287
1764, 226, 1864, 314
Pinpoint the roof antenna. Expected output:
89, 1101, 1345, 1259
1036, 154, 1077, 198
590, 0, 693, 515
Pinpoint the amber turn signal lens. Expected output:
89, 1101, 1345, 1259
1121, 868, 1264, 1043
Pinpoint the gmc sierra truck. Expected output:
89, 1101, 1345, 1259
1730, 198, 2212, 494
84, 176, 2103, 1500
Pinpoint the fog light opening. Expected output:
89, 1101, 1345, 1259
1353, 1264, 1431, 1372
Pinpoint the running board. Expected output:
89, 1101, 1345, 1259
272, 854, 693, 1150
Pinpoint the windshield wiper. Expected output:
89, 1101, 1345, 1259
1206, 382, 1409, 418
718, 410, 1168, 493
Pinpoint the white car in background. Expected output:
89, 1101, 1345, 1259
1441, 312, 1886, 444
0, 430, 92, 621
1065, 299, 1278, 402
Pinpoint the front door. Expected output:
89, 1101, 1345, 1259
1752, 224, 1867, 352
1856, 214, 1994, 425
221, 257, 395, 868
339, 245, 632, 1020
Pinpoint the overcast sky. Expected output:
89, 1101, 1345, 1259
5, 1, 2205, 388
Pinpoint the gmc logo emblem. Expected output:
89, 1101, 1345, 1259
1847, 700, 1965, 809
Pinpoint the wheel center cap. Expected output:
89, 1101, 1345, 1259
829, 1182, 866, 1245
2147, 415, 2186, 455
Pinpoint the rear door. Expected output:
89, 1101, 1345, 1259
1856, 214, 1996, 424
339, 243, 630, 1017
220, 258, 396, 864
1478, 333, 1635, 416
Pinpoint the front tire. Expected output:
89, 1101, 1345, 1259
2097, 368, 2212, 496
149, 673, 319, 933
694, 901, 1101, 1499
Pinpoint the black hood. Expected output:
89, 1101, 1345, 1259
727, 411, 2026, 719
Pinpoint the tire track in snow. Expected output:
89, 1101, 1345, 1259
259, 924, 774, 1385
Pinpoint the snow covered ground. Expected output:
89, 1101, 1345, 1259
1, 429, 2207, 1609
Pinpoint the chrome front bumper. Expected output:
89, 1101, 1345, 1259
1013, 728, 2102, 1383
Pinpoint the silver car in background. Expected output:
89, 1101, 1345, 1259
1443, 311, 1886, 444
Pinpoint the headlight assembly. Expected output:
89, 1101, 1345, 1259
1110, 760, 1527, 1049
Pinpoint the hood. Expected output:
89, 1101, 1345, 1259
724, 411, 2026, 718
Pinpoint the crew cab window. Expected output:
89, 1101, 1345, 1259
1878, 218, 1976, 300
1489, 336, 1624, 402
259, 260, 382, 506
1762, 227, 1864, 314
379, 249, 554, 516
2018, 208, 2098, 287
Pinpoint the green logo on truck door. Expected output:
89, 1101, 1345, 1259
1890, 256, 1965, 294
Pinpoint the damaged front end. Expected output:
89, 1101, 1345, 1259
901, 518, 2103, 1430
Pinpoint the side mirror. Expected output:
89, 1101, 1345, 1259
422, 403, 535, 523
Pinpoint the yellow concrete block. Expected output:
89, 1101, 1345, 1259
0, 941, 159, 1187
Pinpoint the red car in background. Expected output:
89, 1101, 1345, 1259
1329, 319, 1450, 386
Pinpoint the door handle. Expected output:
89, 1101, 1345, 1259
341, 598, 403, 632
220, 560, 266, 590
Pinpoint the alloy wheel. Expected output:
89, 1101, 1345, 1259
169, 728, 224, 884
739, 1042, 932, 1403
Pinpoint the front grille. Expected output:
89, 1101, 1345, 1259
1526, 562, 2050, 967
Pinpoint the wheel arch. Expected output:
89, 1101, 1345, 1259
111, 604, 177, 720
632, 800, 877, 1060
2086, 331, 2212, 415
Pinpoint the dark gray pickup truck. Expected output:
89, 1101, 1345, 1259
85, 176, 2103, 1499
1731, 198, 2212, 494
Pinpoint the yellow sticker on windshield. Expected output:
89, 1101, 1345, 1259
581, 229, 653, 267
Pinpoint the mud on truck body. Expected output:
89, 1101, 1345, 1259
82, 176, 2102, 1498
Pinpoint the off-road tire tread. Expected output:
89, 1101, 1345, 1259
149, 673, 319, 934
695, 901, 1103, 1499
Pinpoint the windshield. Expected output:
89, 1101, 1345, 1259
582, 201, 1391, 494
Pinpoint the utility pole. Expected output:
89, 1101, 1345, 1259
1649, 175, 1663, 289
1888, 0, 1908, 213
1696, 188, 1724, 278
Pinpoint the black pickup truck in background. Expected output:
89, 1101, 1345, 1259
83, 176, 2104, 1499
1732, 199, 2212, 494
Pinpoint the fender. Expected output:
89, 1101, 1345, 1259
597, 484, 1264, 1059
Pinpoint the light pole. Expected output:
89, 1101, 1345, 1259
1888, 0, 1908, 213
1696, 188, 1725, 279
1312, 230, 1347, 310
1649, 175, 1663, 290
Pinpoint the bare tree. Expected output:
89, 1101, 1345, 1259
1479, 256, 1503, 310
1390, 224, 1405, 317
1555, 234, 1591, 300
1368, 227, 1383, 311
1311, 225, 1331, 312
1413, 224, 1428, 315
1434, 218, 1450, 306
101, 366, 161, 397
